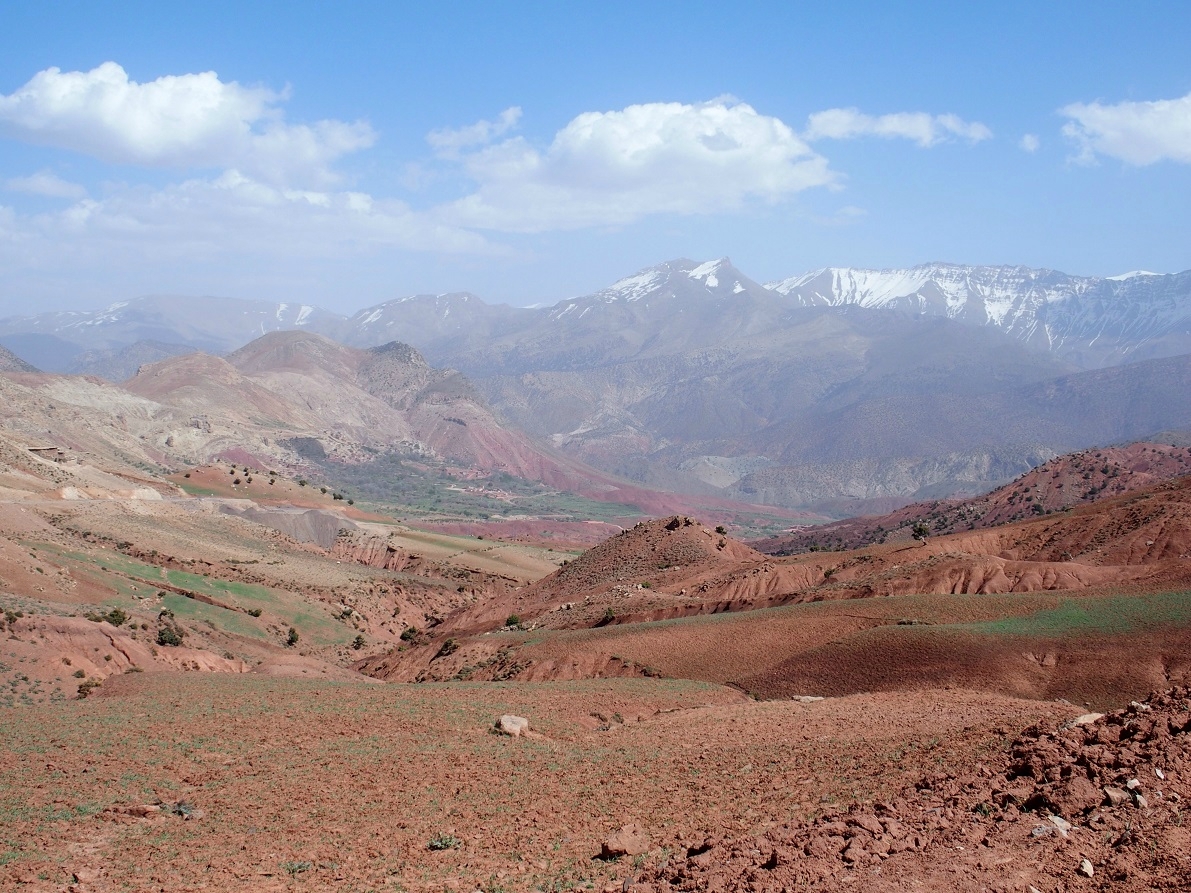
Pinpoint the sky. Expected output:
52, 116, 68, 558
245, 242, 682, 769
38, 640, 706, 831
1, 0, 1189, 315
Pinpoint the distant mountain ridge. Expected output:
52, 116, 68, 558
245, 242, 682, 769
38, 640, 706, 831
767, 263, 1191, 368
5, 257, 1191, 514
4, 259, 1190, 373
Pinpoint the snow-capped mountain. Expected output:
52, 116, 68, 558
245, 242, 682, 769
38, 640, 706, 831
766, 263, 1191, 367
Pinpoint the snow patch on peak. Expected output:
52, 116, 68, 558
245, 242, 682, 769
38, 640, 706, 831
1107, 270, 1159, 281
295, 305, 314, 325
688, 259, 726, 287
603, 270, 664, 302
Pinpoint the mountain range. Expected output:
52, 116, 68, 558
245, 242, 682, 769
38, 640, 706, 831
4, 257, 1191, 512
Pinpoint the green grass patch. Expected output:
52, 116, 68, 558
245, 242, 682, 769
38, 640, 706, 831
963, 590, 1191, 637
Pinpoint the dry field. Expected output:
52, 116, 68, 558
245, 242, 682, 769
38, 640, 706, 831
0, 673, 1076, 892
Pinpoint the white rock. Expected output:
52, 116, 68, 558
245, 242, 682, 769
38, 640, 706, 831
1078, 859, 1094, 878
495, 714, 530, 737
1047, 814, 1073, 837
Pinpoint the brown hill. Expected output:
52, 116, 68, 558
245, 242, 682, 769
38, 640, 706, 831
360, 473, 1191, 689
756, 441, 1191, 554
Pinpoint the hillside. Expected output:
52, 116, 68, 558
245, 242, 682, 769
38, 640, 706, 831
360, 470, 1191, 693
755, 441, 1191, 554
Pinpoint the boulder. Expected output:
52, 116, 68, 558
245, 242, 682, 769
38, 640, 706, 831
602, 823, 650, 859
495, 715, 530, 737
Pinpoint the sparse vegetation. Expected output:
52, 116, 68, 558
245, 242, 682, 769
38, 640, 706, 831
428, 832, 461, 851
286, 627, 300, 647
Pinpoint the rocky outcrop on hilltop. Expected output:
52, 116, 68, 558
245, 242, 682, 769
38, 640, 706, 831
635, 688, 1191, 891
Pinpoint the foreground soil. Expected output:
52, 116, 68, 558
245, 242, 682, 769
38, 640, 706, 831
0, 675, 1075, 892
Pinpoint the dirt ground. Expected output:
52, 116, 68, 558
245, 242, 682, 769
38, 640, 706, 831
0, 674, 1077, 892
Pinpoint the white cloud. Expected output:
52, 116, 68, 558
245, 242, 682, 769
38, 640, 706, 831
0, 62, 374, 186
1019, 134, 1040, 153
4, 170, 87, 198
804, 108, 993, 146
427, 107, 522, 157
0, 173, 498, 300
1060, 91, 1191, 165
436, 99, 837, 232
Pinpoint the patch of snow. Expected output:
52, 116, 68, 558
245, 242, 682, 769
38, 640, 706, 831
732, 281, 745, 294
602, 270, 663, 302
295, 305, 314, 325
361, 308, 383, 326
688, 259, 723, 287
1107, 270, 1159, 281
275, 302, 288, 321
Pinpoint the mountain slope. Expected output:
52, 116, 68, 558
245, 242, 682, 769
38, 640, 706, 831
753, 441, 1191, 554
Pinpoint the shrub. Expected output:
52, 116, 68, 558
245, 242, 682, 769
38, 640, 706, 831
400, 626, 420, 642
352, 634, 365, 650
715, 525, 727, 535
505, 614, 522, 628
72, 669, 85, 678
285, 627, 299, 647
76, 678, 102, 699
434, 638, 459, 659
156, 625, 184, 647
428, 833, 461, 851
246, 608, 262, 618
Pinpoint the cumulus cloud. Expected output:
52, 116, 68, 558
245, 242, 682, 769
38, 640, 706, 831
4, 170, 86, 198
0, 62, 374, 185
436, 99, 836, 232
804, 108, 992, 146
1060, 91, 1191, 165
1019, 134, 1040, 153
427, 107, 522, 157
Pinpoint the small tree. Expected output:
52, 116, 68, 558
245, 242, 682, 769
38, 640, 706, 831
286, 627, 299, 647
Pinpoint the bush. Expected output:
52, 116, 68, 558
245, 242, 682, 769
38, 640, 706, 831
156, 625, 184, 647
285, 627, 299, 647
246, 608, 262, 618
434, 638, 459, 659
715, 525, 727, 535
428, 833, 461, 851
351, 634, 366, 650
505, 614, 522, 628
76, 678, 102, 699
400, 626, 420, 642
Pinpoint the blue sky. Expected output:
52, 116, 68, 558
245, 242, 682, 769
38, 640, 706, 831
1, 1, 1189, 314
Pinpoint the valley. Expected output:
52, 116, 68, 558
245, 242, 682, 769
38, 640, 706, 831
1, 268, 1190, 891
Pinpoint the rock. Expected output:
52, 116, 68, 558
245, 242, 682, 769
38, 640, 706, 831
851, 813, 885, 836
1069, 712, 1104, 727
1047, 814, 1073, 837
1056, 775, 1101, 815
1125, 778, 1141, 790
494, 715, 530, 737
841, 840, 867, 863
602, 824, 650, 859
1134, 793, 1148, 809
1103, 785, 1129, 806
1078, 858, 1094, 878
